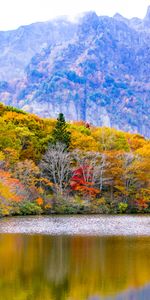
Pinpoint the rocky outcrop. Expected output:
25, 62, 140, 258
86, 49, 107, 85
0, 9, 150, 137
0, 18, 77, 81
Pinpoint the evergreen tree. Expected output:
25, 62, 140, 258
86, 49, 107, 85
52, 113, 71, 148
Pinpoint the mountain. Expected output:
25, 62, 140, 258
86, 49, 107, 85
0, 18, 76, 81
114, 5, 150, 32
0, 9, 150, 137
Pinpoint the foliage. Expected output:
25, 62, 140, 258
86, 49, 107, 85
18, 201, 43, 215
118, 202, 128, 214
51, 113, 71, 148
40, 143, 71, 195
0, 104, 149, 216
70, 151, 100, 198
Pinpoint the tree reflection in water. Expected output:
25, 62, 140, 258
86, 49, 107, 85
0, 234, 149, 300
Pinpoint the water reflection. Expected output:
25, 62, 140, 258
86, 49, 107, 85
0, 234, 150, 300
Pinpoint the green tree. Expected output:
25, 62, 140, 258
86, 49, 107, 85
52, 113, 71, 148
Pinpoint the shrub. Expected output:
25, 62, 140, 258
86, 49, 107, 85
118, 202, 128, 213
19, 201, 43, 215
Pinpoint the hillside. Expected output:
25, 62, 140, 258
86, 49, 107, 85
0, 103, 150, 216
0, 9, 150, 136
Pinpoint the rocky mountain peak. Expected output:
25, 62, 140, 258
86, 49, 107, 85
81, 11, 99, 22
78, 11, 99, 33
113, 13, 128, 24
144, 5, 150, 24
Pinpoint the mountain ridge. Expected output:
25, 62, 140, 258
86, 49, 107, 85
0, 9, 150, 137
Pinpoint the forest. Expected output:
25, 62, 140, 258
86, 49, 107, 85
0, 103, 150, 216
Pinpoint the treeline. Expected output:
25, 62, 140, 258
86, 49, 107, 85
0, 103, 149, 216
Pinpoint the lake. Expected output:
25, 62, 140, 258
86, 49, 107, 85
0, 215, 150, 300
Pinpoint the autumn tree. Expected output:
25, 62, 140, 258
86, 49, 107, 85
101, 151, 125, 201
95, 153, 110, 191
40, 143, 71, 194
14, 160, 40, 187
0, 170, 27, 216
71, 151, 100, 197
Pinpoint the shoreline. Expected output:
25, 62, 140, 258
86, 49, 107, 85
0, 215, 150, 236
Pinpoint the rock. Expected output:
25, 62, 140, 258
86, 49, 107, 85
0, 9, 150, 137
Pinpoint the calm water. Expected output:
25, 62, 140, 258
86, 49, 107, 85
0, 216, 150, 300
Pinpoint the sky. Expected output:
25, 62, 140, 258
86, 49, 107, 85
0, 0, 150, 31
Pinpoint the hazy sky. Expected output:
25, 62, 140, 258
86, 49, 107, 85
1, 0, 150, 30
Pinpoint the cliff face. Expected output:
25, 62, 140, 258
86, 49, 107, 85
0, 10, 150, 137
0, 19, 76, 81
